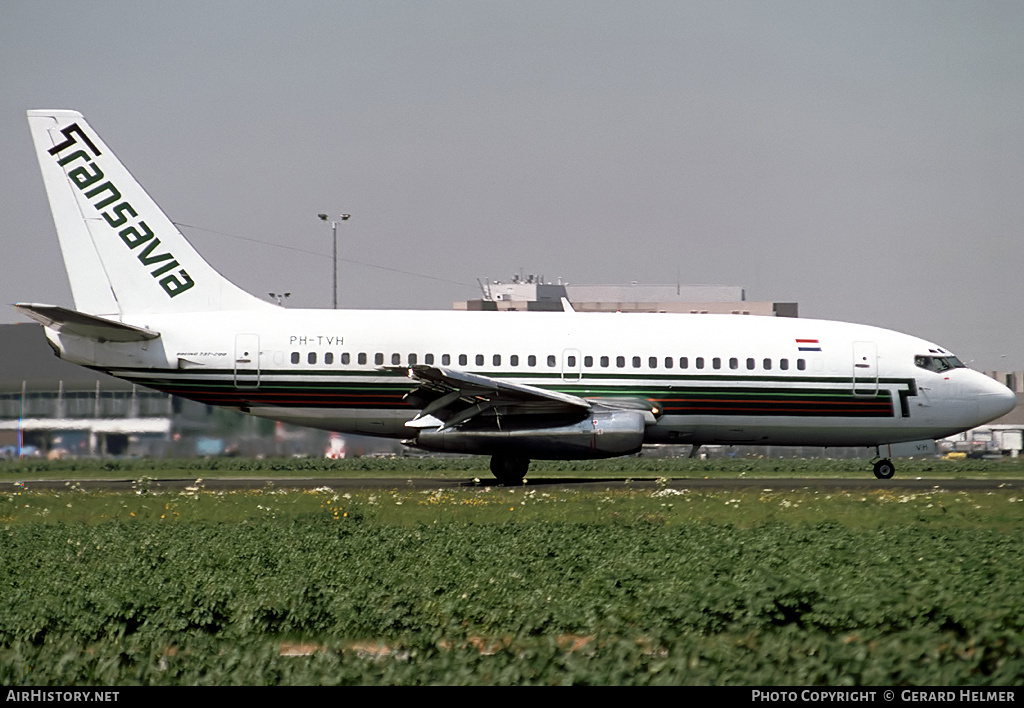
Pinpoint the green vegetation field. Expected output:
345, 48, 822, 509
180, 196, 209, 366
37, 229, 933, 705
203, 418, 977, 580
2, 457, 1023, 685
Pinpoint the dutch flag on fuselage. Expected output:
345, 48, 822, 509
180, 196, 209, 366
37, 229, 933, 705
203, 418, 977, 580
796, 338, 822, 352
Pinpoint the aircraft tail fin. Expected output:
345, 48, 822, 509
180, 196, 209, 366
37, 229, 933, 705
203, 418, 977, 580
27, 110, 272, 317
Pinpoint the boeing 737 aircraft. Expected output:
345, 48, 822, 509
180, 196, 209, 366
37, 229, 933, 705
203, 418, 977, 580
18, 110, 1016, 482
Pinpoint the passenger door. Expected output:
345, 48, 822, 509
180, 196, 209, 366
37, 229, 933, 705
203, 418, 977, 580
234, 334, 261, 389
852, 341, 878, 396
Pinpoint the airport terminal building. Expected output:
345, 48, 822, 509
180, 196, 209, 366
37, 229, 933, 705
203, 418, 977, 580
457, 278, 799, 316
0, 323, 173, 456
0, 324, 329, 458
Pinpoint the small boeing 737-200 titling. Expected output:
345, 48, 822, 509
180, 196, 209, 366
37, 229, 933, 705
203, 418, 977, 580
18, 110, 1016, 482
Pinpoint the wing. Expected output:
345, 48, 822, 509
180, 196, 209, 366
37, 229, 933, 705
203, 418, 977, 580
402, 365, 659, 430
403, 365, 592, 429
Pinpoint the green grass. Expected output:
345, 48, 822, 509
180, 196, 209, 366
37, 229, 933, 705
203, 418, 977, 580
3, 479, 1023, 530
2, 503, 1023, 685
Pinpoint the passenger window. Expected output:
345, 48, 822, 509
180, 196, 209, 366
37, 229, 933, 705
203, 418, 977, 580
695, 357, 704, 370
424, 353, 434, 365
616, 356, 625, 368
459, 354, 468, 366
584, 355, 593, 367
649, 357, 658, 369
712, 357, 721, 369
510, 355, 519, 366
493, 354, 501, 366
680, 357, 688, 369
358, 353, 367, 365
664, 357, 673, 369
763, 358, 771, 370
746, 358, 755, 370
391, 353, 401, 365
729, 357, 738, 370
600, 356, 609, 368
632, 356, 641, 368
442, 354, 451, 365
308, 352, 317, 365
547, 355, 556, 367
375, 353, 384, 365
780, 358, 788, 371
408, 353, 417, 366
567, 355, 576, 367
342, 353, 351, 365
325, 352, 334, 365
528, 355, 537, 367
476, 354, 484, 366
797, 359, 806, 371
291, 352, 300, 365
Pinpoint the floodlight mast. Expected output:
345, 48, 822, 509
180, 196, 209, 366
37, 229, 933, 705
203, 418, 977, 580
318, 213, 351, 308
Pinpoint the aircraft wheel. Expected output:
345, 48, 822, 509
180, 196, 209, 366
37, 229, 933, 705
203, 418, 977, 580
489, 455, 530, 485
873, 459, 895, 480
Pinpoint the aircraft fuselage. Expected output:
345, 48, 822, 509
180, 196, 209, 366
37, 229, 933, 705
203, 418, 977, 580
46, 307, 1014, 450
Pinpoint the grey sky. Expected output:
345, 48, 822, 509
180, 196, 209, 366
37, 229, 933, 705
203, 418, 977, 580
2, 1, 1021, 370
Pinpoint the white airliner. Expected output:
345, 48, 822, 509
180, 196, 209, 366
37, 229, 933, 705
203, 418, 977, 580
18, 110, 1016, 482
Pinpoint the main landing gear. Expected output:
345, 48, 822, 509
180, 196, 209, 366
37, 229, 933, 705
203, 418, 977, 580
872, 458, 896, 480
489, 455, 530, 485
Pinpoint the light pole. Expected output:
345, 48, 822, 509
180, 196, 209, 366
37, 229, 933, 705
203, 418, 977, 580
318, 213, 351, 309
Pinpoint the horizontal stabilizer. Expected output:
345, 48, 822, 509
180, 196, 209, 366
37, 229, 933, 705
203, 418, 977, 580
15, 303, 160, 343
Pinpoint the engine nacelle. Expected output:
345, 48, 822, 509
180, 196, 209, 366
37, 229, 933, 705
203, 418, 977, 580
409, 410, 646, 459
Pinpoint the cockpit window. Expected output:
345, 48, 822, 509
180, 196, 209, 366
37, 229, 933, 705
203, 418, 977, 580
915, 355, 966, 373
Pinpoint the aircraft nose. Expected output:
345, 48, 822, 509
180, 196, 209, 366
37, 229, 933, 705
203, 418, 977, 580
977, 378, 1017, 423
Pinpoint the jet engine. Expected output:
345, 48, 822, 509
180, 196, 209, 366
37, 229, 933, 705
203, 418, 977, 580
408, 409, 646, 459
